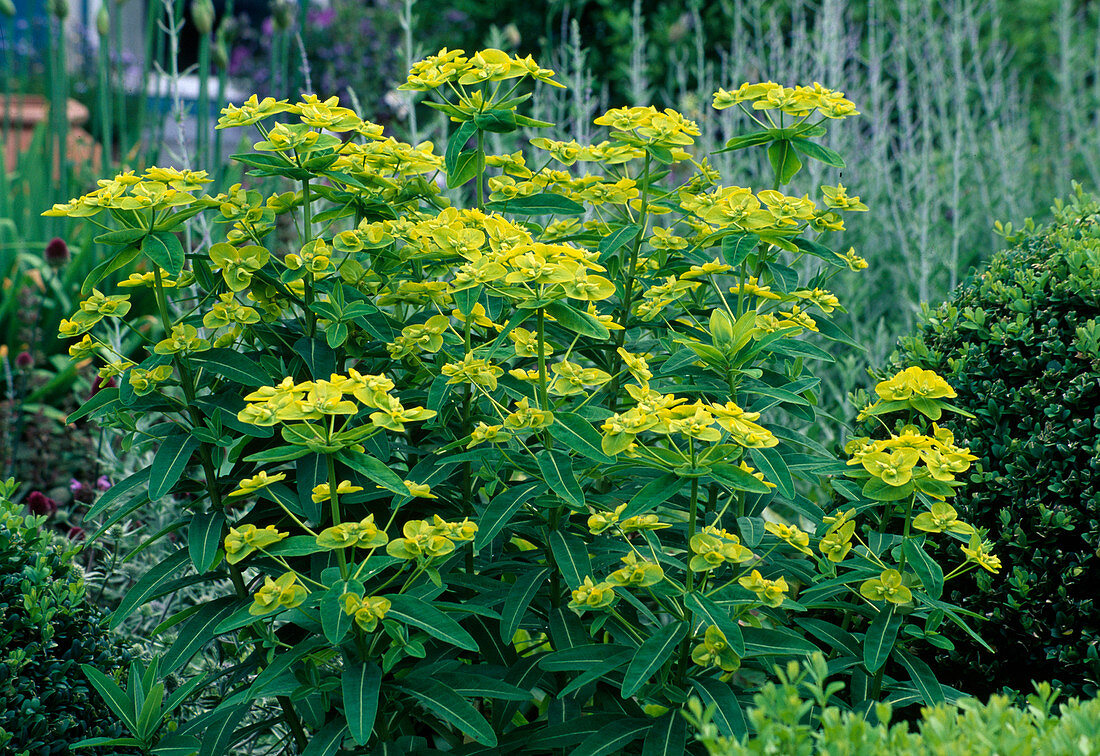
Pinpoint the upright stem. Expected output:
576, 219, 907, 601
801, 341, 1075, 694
326, 454, 349, 580
474, 127, 485, 209
536, 307, 549, 411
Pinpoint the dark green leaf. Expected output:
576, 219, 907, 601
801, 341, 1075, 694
573, 719, 651, 756
539, 644, 633, 671
548, 412, 615, 464
188, 510, 224, 573
162, 598, 241, 675
599, 224, 641, 256
86, 467, 150, 520
558, 650, 634, 697
689, 677, 747, 737
548, 531, 591, 589
446, 121, 477, 176
149, 434, 201, 500
622, 621, 687, 697
684, 593, 745, 655
474, 108, 517, 133
300, 721, 348, 756
708, 462, 773, 494
720, 232, 759, 267
81, 664, 136, 730
741, 626, 820, 657
398, 680, 496, 746
767, 139, 802, 185
81, 244, 143, 295
191, 349, 267, 387
474, 480, 542, 549
864, 605, 902, 672
904, 538, 944, 600
795, 618, 861, 657
337, 449, 407, 495
543, 300, 610, 339
486, 192, 585, 215
737, 516, 764, 547
537, 451, 584, 509
749, 446, 794, 499
110, 549, 190, 629
447, 149, 481, 188
500, 567, 550, 642
642, 711, 687, 756
896, 647, 945, 706
623, 472, 681, 518
95, 228, 147, 246
720, 130, 774, 152
67, 386, 122, 424
292, 336, 336, 379
198, 703, 249, 756
342, 654, 382, 746
384, 594, 479, 651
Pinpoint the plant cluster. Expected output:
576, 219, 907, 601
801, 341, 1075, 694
0, 480, 131, 756
873, 186, 1100, 700
52, 48, 996, 753
687, 654, 1100, 756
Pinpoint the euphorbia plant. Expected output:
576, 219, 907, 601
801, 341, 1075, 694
51, 50, 997, 754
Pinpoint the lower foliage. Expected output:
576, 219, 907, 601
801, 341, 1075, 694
0, 481, 130, 756
690, 654, 1100, 756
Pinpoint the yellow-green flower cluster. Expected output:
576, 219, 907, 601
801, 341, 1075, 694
568, 576, 617, 614
712, 81, 859, 120
385, 516, 477, 562
689, 527, 755, 572
691, 626, 740, 672
341, 594, 392, 632
399, 48, 563, 92
43, 167, 212, 218
846, 423, 977, 489
316, 515, 388, 550
224, 524, 289, 564
249, 572, 308, 615
738, 569, 789, 607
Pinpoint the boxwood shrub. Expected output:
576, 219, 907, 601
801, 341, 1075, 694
691, 654, 1100, 755
871, 186, 1100, 699
0, 482, 131, 755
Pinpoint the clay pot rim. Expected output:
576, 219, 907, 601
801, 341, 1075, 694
0, 94, 89, 126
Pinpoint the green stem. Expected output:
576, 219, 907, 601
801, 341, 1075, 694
475, 127, 485, 209
197, 33, 211, 165
897, 494, 916, 573
326, 454, 349, 580
536, 307, 549, 411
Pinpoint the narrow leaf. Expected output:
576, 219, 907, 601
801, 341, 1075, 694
188, 510, 224, 573
500, 567, 550, 642
399, 680, 496, 747
573, 719, 651, 756
748, 446, 794, 499
684, 593, 745, 655
548, 412, 615, 464
537, 451, 584, 509
548, 531, 591, 589
622, 621, 687, 697
689, 677, 747, 737
111, 549, 190, 629
474, 480, 542, 549
81, 664, 137, 729
342, 654, 382, 746
149, 434, 201, 500
336, 449, 407, 495
864, 605, 902, 672
642, 711, 687, 756
384, 594, 479, 651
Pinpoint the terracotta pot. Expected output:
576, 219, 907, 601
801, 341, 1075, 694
0, 94, 102, 173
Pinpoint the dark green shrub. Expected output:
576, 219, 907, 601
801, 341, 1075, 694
689, 654, 1100, 755
873, 186, 1100, 699
0, 481, 131, 755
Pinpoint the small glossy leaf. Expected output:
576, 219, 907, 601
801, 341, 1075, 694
767, 139, 802, 185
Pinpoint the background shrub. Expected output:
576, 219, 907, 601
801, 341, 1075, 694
689, 654, 1100, 756
0, 482, 131, 755
873, 186, 1100, 699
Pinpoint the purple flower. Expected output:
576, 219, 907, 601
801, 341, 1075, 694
96, 475, 113, 491
69, 479, 84, 494
15, 351, 32, 370
90, 375, 116, 397
44, 237, 69, 267
27, 491, 58, 516
67, 526, 86, 541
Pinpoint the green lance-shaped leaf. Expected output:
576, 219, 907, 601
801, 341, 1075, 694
689, 677, 748, 738
549, 412, 616, 464
572, 719, 652, 756
642, 710, 688, 756
300, 721, 348, 756
789, 136, 846, 167
537, 450, 585, 509
383, 594, 479, 651
342, 653, 382, 746
864, 605, 902, 672
110, 549, 190, 629
621, 620, 688, 697
684, 592, 745, 656
548, 531, 592, 590
543, 300, 610, 339
749, 445, 795, 499
149, 433, 201, 501
474, 480, 543, 549
188, 510, 224, 573
81, 664, 138, 731
397, 679, 496, 747
720, 232, 759, 267
485, 192, 585, 215
500, 567, 550, 642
